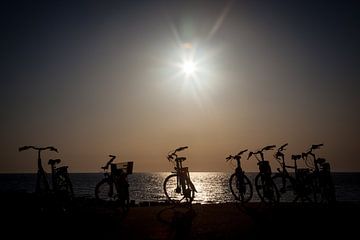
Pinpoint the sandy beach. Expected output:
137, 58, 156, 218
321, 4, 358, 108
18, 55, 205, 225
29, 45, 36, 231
1, 192, 359, 239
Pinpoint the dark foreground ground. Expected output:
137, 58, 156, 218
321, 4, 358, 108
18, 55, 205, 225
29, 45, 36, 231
1, 193, 359, 239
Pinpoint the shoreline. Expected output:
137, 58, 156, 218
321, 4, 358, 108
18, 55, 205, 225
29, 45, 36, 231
1, 192, 359, 239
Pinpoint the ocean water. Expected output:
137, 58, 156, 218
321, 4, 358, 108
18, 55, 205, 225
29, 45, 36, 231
0, 172, 359, 204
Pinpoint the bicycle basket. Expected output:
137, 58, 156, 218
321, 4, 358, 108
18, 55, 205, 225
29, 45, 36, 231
111, 161, 134, 175
258, 161, 271, 174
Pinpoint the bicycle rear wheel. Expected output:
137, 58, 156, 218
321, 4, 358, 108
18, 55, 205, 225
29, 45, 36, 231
54, 169, 74, 199
255, 174, 279, 203
229, 173, 253, 202
163, 174, 195, 204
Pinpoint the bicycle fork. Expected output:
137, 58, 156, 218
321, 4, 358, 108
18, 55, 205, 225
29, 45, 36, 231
236, 169, 246, 193
177, 174, 197, 198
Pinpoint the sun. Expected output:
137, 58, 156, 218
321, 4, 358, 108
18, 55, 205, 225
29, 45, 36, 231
181, 60, 197, 76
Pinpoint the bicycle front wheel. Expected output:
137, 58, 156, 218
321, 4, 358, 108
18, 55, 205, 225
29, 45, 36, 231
315, 172, 336, 204
163, 174, 195, 204
95, 179, 117, 202
272, 174, 296, 202
255, 174, 279, 203
229, 173, 253, 203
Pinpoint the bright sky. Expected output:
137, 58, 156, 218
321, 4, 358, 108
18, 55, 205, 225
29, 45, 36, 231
1, 0, 359, 172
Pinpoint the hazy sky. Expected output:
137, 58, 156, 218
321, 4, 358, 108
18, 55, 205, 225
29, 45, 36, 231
1, 0, 359, 172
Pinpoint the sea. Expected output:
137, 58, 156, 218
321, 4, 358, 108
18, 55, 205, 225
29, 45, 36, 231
0, 172, 359, 204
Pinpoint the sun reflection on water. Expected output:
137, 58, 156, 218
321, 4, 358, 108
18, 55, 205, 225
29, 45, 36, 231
127, 172, 262, 204
189, 172, 232, 203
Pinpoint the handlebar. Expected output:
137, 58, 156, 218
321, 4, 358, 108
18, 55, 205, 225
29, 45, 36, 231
262, 145, 276, 151
248, 145, 276, 161
102, 155, 116, 169
278, 143, 288, 152
311, 144, 323, 150
167, 146, 188, 161
226, 149, 248, 161
274, 143, 288, 160
238, 149, 248, 155
301, 144, 325, 169
19, 146, 58, 153
175, 146, 188, 152
302, 143, 324, 158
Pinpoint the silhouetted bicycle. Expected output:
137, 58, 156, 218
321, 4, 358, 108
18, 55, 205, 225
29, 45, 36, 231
19, 146, 73, 199
226, 149, 253, 203
48, 158, 74, 199
95, 155, 133, 211
302, 144, 336, 204
163, 146, 197, 204
271, 143, 312, 202
248, 145, 279, 203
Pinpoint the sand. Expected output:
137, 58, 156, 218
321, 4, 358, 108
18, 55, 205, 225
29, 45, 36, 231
1, 193, 359, 239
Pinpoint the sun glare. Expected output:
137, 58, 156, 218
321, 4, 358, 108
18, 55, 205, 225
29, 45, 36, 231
181, 60, 197, 76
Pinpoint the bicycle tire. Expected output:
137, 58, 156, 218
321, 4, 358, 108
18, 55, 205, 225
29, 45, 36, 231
318, 172, 336, 204
255, 174, 279, 203
272, 174, 296, 202
115, 177, 130, 212
95, 179, 117, 201
229, 173, 253, 203
321, 181, 336, 204
54, 171, 74, 199
95, 179, 130, 211
163, 174, 195, 204
306, 173, 322, 203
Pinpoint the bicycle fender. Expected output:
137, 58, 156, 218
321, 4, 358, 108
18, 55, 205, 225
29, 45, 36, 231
189, 181, 197, 192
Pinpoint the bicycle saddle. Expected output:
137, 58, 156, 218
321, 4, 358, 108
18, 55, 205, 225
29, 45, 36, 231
48, 159, 61, 165
315, 158, 326, 165
291, 155, 302, 161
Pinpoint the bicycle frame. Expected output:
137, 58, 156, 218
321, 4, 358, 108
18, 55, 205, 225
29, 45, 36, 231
103, 166, 128, 197
235, 161, 245, 185
248, 145, 279, 203
302, 144, 325, 172
164, 146, 197, 203
227, 151, 247, 188
95, 155, 132, 210
19, 146, 58, 194
302, 144, 335, 203
174, 159, 197, 194
226, 149, 253, 202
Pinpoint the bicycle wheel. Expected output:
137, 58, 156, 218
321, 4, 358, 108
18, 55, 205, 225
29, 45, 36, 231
163, 174, 195, 204
272, 174, 296, 202
95, 179, 117, 201
255, 174, 279, 203
293, 173, 314, 203
229, 173, 253, 202
115, 179, 130, 212
319, 172, 336, 204
54, 170, 74, 199
306, 173, 322, 203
